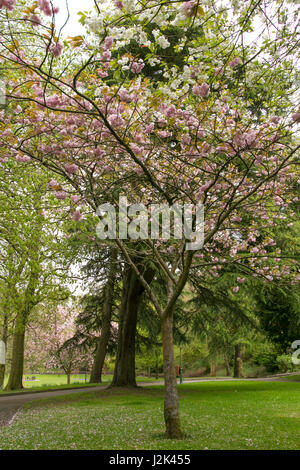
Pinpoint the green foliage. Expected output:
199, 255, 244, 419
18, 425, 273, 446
276, 354, 293, 373
255, 284, 300, 351
251, 350, 279, 373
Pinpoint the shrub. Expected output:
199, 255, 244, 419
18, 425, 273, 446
276, 354, 293, 373
251, 350, 279, 373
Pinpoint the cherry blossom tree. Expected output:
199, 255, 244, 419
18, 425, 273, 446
25, 305, 93, 384
0, 0, 299, 436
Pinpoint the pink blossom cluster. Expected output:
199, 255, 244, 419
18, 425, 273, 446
71, 195, 81, 203
46, 95, 62, 108
270, 116, 280, 124
164, 104, 176, 118
229, 57, 240, 68
72, 209, 82, 221
183, 1, 195, 16
38, 0, 59, 16
14, 105, 22, 114
103, 36, 114, 50
28, 14, 42, 27
0, 0, 15, 11
50, 41, 63, 57
108, 113, 125, 127
292, 112, 300, 123
16, 154, 31, 163
192, 82, 210, 98
101, 50, 111, 61
95, 147, 106, 157
64, 163, 79, 174
48, 179, 59, 189
53, 191, 68, 200
130, 60, 145, 74
118, 88, 134, 103
130, 143, 147, 155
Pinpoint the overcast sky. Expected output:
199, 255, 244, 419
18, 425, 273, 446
55, 0, 95, 36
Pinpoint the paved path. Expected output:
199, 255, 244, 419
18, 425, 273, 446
0, 375, 298, 428
0, 386, 106, 427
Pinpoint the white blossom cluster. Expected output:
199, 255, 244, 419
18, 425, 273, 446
152, 30, 170, 49
122, 0, 136, 14
85, 16, 103, 32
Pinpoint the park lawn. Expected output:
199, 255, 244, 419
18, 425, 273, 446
0, 374, 107, 394
1, 381, 300, 450
0, 374, 158, 394
278, 374, 300, 382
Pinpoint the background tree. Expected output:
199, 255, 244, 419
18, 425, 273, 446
0, 163, 71, 390
25, 304, 94, 384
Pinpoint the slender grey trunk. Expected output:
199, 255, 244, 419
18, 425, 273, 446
234, 344, 244, 378
162, 313, 184, 438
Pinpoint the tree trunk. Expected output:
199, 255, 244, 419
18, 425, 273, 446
67, 373, 71, 385
224, 354, 231, 376
0, 364, 5, 389
0, 312, 8, 389
162, 313, 184, 439
147, 364, 151, 378
5, 263, 40, 391
234, 344, 244, 378
5, 311, 26, 391
90, 249, 117, 384
210, 359, 216, 377
112, 262, 154, 387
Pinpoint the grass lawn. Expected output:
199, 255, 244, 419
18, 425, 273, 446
1, 381, 300, 450
278, 374, 300, 382
0, 374, 157, 394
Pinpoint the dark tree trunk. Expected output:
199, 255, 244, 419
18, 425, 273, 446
234, 344, 244, 378
90, 249, 117, 383
5, 311, 26, 391
112, 262, 154, 387
162, 313, 184, 438
67, 373, 71, 385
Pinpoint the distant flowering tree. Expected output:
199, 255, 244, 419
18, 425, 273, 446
25, 305, 93, 384
1, 0, 299, 437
